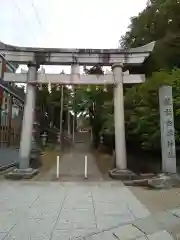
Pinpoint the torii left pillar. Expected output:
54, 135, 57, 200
19, 63, 38, 169
112, 63, 127, 170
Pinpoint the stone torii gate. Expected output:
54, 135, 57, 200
0, 41, 155, 176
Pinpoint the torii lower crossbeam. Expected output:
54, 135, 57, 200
3, 72, 145, 84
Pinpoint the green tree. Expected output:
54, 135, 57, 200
124, 69, 180, 150
36, 84, 71, 131
120, 0, 180, 73
72, 66, 114, 146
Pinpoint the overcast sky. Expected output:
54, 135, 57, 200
0, 0, 147, 73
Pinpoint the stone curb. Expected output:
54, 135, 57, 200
0, 162, 17, 172
74, 206, 180, 240
0, 166, 16, 175
123, 173, 180, 189
5, 168, 39, 180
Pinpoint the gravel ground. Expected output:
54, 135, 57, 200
129, 186, 180, 214
94, 150, 180, 213
33, 150, 61, 181
94, 150, 114, 180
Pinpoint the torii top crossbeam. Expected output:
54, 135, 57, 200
0, 41, 155, 66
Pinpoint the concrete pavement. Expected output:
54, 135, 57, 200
1, 144, 179, 239
0, 181, 150, 240
76, 206, 180, 240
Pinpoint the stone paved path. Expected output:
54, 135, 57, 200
0, 181, 150, 240
0, 143, 156, 239
41, 143, 104, 181
76, 206, 180, 240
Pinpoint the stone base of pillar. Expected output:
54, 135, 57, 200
5, 168, 39, 180
19, 134, 41, 169
109, 168, 138, 181
147, 173, 180, 189
29, 146, 42, 169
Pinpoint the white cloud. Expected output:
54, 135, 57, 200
0, 0, 147, 48
1, 0, 148, 73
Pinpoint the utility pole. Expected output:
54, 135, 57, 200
67, 108, 70, 136
59, 85, 64, 149
72, 86, 76, 144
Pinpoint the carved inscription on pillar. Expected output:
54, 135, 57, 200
159, 85, 176, 173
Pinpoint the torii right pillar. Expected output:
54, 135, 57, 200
112, 63, 127, 170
